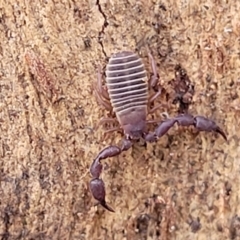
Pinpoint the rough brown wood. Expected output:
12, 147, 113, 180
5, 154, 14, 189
0, 0, 239, 239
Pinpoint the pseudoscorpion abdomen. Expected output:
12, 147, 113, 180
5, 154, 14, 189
106, 51, 148, 115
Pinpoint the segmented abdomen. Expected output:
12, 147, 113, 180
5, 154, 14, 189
106, 51, 148, 116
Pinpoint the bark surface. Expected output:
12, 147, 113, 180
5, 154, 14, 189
0, 1, 239, 239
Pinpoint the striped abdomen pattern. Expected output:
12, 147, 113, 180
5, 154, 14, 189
106, 51, 148, 116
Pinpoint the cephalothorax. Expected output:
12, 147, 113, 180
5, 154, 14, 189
90, 51, 227, 212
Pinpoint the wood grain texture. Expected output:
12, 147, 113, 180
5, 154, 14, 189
0, 0, 239, 239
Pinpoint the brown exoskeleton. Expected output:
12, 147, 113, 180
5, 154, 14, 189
90, 51, 227, 212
